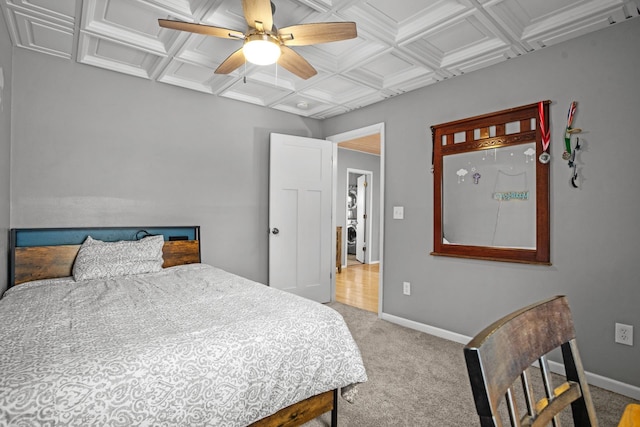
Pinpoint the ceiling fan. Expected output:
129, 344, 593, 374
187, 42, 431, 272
158, 0, 357, 80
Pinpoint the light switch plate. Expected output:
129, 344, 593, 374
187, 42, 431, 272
393, 206, 404, 219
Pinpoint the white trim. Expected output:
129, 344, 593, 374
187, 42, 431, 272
330, 141, 338, 303
381, 312, 640, 400
545, 360, 640, 400
381, 313, 471, 345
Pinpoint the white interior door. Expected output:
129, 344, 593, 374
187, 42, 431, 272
356, 174, 367, 263
269, 133, 333, 303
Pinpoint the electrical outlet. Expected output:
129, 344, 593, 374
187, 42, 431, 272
403, 281, 411, 296
615, 323, 633, 346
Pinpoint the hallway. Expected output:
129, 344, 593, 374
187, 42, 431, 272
336, 257, 379, 313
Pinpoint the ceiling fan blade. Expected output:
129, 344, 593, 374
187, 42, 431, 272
279, 22, 357, 46
215, 48, 246, 74
278, 46, 317, 80
159, 19, 244, 39
242, 0, 273, 31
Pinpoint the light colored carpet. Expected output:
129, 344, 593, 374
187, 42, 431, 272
304, 302, 639, 427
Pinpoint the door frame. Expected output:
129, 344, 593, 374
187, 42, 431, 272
346, 169, 373, 265
327, 122, 385, 317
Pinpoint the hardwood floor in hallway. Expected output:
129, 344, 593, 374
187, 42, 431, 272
336, 257, 379, 313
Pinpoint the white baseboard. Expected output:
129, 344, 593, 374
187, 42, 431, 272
381, 312, 640, 401
546, 360, 640, 400
381, 312, 470, 345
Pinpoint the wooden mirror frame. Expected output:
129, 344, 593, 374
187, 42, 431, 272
431, 101, 550, 264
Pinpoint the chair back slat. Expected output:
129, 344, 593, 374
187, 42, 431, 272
538, 355, 561, 427
520, 371, 535, 417
506, 387, 519, 426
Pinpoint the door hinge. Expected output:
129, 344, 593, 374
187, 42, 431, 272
363, 247, 367, 251
363, 181, 368, 187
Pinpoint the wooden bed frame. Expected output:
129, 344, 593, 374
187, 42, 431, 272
7, 227, 339, 427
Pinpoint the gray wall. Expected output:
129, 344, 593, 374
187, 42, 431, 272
321, 18, 640, 388
0, 11, 12, 296
10, 48, 322, 285
336, 148, 381, 264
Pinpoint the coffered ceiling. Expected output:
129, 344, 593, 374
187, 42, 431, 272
1, 0, 638, 119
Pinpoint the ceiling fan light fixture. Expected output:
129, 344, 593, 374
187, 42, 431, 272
243, 34, 281, 65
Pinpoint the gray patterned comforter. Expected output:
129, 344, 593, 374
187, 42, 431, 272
0, 264, 367, 426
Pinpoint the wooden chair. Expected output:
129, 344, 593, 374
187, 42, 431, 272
464, 295, 602, 426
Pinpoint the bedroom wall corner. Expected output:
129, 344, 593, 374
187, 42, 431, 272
0, 9, 13, 296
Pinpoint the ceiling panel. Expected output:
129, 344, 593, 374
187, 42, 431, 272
5, 0, 77, 22
1, 0, 638, 118
2, 1, 76, 59
82, 0, 172, 53
78, 33, 164, 78
220, 73, 294, 105
10, 10, 75, 58
175, 32, 240, 68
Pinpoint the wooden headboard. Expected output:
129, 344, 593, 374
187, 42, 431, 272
9, 226, 201, 287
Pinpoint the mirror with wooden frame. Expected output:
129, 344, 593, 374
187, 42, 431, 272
431, 101, 550, 264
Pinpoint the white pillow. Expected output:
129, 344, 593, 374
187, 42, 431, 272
73, 235, 164, 281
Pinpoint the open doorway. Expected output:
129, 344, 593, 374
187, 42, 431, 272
327, 123, 384, 316
346, 169, 373, 266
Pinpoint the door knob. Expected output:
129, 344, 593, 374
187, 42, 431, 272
272, 228, 279, 235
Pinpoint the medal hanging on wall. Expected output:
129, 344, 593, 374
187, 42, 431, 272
563, 101, 583, 188
562, 101, 582, 160
538, 101, 551, 164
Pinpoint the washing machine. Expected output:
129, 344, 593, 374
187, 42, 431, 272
347, 189, 357, 210
347, 222, 357, 254
347, 186, 357, 254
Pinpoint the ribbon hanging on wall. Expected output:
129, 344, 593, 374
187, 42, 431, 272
538, 101, 551, 164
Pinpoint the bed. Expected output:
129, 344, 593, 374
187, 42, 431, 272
1, 226, 367, 426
